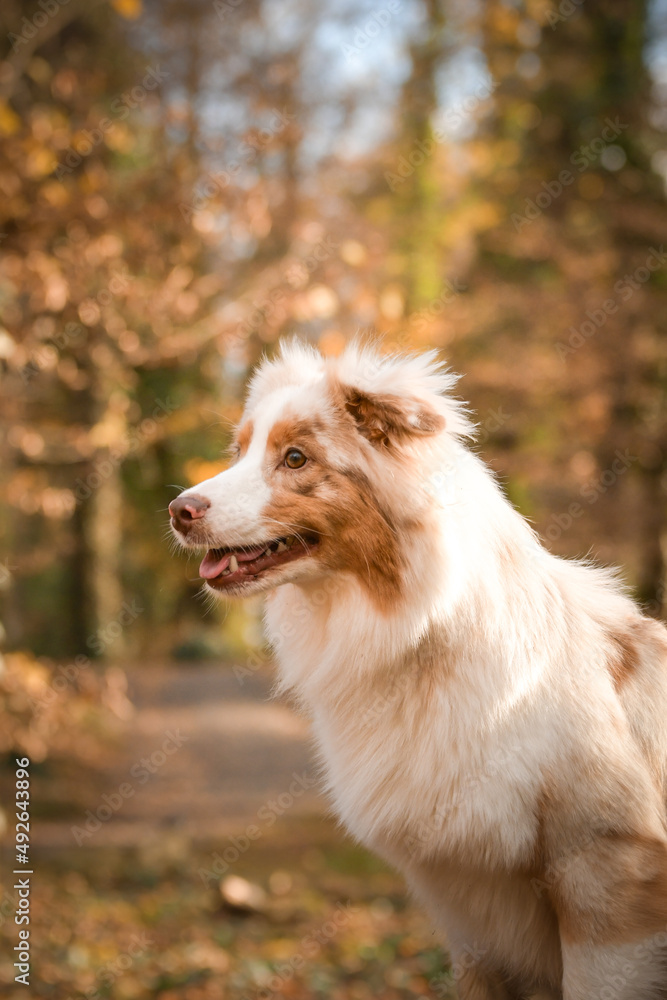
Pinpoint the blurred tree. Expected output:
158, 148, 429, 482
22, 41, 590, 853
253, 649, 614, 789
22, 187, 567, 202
0, 1, 225, 655
371, 0, 667, 612
1, 0, 666, 666
473, 0, 667, 611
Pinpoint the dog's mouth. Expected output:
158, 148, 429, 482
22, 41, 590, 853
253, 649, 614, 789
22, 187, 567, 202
199, 534, 319, 589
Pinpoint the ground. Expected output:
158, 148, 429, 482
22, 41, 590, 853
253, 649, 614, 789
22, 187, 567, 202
0, 662, 453, 999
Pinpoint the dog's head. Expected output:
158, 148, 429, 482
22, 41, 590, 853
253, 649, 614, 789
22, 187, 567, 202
169, 341, 470, 606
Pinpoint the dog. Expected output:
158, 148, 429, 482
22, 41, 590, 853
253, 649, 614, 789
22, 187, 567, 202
169, 340, 667, 999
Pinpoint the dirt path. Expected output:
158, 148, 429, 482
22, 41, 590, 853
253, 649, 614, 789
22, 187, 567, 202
40, 662, 326, 848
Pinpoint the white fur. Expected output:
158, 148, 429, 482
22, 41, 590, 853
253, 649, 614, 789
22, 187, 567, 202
175, 341, 667, 999
178, 388, 306, 547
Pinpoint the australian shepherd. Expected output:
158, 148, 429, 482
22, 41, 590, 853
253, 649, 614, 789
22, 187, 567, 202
169, 340, 667, 999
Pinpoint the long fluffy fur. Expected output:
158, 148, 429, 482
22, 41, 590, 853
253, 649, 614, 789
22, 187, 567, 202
173, 341, 667, 999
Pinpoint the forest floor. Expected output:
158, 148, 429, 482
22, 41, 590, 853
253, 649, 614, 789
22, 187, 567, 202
31, 662, 324, 848
0, 662, 450, 1000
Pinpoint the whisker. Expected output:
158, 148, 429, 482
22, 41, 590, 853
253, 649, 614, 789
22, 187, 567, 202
195, 585, 229, 620
195, 592, 216, 617
263, 516, 331, 539
200, 409, 236, 429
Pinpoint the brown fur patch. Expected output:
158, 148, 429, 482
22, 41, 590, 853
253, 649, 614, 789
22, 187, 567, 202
331, 380, 444, 448
535, 762, 667, 947
552, 832, 667, 945
236, 420, 254, 456
607, 616, 667, 691
455, 963, 515, 999
260, 414, 403, 611
608, 621, 642, 691
266, 417, 325, 459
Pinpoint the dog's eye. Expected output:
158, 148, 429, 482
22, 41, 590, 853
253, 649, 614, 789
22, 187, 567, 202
284, 448, 307, 469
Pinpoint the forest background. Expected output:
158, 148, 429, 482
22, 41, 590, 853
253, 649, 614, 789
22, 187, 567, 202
1, 1, 667, 998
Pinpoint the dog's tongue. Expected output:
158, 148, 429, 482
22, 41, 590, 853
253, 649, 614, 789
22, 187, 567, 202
199, 551, 230, 579
199, 546, 266, 580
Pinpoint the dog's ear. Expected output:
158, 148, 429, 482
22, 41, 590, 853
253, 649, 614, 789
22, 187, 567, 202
339, 385, 445, 447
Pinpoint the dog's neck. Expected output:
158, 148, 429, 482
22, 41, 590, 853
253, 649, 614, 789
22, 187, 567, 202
264, 444, 558, 711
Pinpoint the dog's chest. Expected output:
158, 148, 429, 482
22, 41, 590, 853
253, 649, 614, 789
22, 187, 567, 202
268, 590, 540, 869
311, 687, 538, 871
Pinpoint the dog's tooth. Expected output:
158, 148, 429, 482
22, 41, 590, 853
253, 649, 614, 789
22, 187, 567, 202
229, 554, 239, 573
276, 540, 287, 553
221, 568, 230, 576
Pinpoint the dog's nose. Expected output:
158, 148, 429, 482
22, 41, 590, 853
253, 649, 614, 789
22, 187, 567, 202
169, 493, 211, 533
